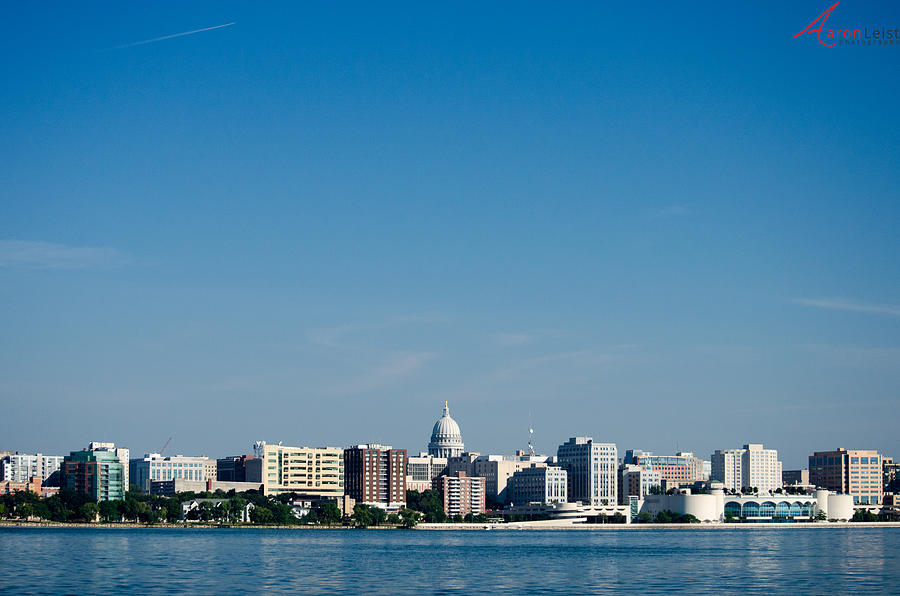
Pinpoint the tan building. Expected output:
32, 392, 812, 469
473, 454, 549, 503
406, 453, 447, 493
809, 448, 883, 505
434, 471, 485, 517
259, 444, 344, 498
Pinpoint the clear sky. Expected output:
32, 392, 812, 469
1, 2, 898, 469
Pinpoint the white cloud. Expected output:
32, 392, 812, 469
794, 297, 900, 318
0, 240, 129, 269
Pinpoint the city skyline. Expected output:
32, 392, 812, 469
2, 2, 900, 467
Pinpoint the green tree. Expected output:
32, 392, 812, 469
250, 506, 274, 524
352, 504, 374, 528
399, 508, 422, 528
78, 502, 99, 522
166, 499, 183, 523
99, 500, 121, 522
18, 502, 35, 520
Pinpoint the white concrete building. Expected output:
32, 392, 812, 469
557, 437, 617, 506
0, 453, 64, 483
407, 453, 448, 492
711, 443, 782, 493
130, 453, 214, 493
508, 465, 568, 505
640, 484, 854, 522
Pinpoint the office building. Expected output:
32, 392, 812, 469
623, 450, 707, 486
60, 446, 125, 501
89, 442, 130, 490
344, 444, 406, 509
130, 454, 215, 493
809, 448, 883, 505
557, 437, 617, 506
507, 465, 568, 506
406, 453, 448, 492
433, 471, 486, 517
0, 453, 64, 483
884, 457, 899, 494
711, 444, 782, 493
620, 464, 662, 502
257, 444, 344, 498
217, 455, 256, 482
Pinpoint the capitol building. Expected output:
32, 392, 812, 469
428, 401, 464, 458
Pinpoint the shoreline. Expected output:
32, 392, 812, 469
2, 521, 899, 530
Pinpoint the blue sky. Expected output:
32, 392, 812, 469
1, 2, 898, 468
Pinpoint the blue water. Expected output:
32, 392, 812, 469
1, 527, 898, 594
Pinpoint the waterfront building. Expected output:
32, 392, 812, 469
88, 442, 130, 490
507, 465, 568, 505
406, 453, 448, 493
809, 448, 883, 505
151, 478, 263, 497
428, 401, 465, 458
0, 453, 64, 483
130, 454, 215, 493
433, 471, 486, 517
783, 469, 809, 486
557, 437, 617, 506
445, 452, 480, 477
639, 484, 854, 522
711, 444, 782, 493
181, 498, 255, 522
471, 453, 550, 503
60, 446, 125, 501
884, 457, 899, 493
217, 455, 256, 482
620, 464, 662, 503
256, 444, 344, 499
344, 444, 406, 509
623, 450, 706, 487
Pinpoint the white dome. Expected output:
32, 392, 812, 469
428, 401, 464, 458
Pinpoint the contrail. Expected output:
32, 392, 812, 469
114, 22, 235, 49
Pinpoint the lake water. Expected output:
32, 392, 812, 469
1, 527, 898, 594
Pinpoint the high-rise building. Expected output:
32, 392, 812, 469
0, 453, 64, 483
217, 455, 256, 482
507, 465, 568, 506
257, 444, 344, 498
60, 446, 126, 501
711, 444, 782, 493
620, 464, 662, 503
428, 402, 465, 458
809, 448, 883, 505
344, 444, 406, 509
556, 437, 617, 506
884, 457, 900, 494
406, 453, 448, 492
130, 454, 216, 493
433, 471, 486, 517
471, 454, 549, 503
623, 450, 707, 486
89, 442, 130, 490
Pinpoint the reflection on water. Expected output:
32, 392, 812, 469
0, 527, 897, 594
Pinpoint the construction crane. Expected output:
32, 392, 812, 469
159, 436, 173, 455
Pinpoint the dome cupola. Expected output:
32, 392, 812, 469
428, 401, 464, 458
